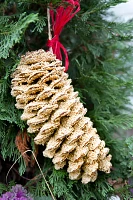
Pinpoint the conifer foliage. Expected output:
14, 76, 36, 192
0, 0, 133, 199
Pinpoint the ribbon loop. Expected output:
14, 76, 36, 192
47, 0, 80, 71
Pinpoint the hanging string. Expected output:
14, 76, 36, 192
47, 7, 53, 53
47, 0, 80, 71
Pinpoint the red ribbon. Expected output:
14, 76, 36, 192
47, 0, 80, 71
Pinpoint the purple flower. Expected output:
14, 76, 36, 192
0, 191, 14, 200
0, 184, 33, 200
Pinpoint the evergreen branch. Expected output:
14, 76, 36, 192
0, 99, 25, 128
33, 16, 46, 33
0, 12, 39, 59
0, 183, 7, 195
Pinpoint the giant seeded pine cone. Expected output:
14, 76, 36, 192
11, 49, 112, 184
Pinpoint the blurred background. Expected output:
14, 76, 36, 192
110, 0, 133, 21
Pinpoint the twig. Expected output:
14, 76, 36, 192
6, 150, 56, 200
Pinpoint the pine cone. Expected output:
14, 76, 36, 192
11, 49, 112, 184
